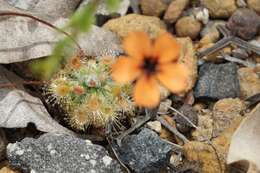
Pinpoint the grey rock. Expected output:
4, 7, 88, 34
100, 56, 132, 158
0, 66, 74, 135
194, 63, 240, 100
118, 128, 173, 173
0, 16, 66, 64
7, 133, 123, 173
79, 0, 130, 16
227, 8, 260, 40
129, 0, 141, 14
0, 15, 121, 63
5, 0, 80, 19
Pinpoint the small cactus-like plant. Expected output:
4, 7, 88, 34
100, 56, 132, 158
46, 56, 134, 130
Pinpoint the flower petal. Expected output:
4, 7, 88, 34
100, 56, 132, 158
157, 63, 188, 93
123, 32, 152, 59
133, 76, 160, 108
153, 32, 180, 63
111, 56, 141, 83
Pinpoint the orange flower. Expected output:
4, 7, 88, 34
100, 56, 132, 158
111, 31, 188, 108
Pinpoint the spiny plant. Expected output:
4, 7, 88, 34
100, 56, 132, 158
46, 57, 134, 130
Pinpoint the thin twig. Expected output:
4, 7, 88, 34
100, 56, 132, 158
220, 51, 255, 67
156, 116, 189, 143
116, 114, 151, 146
197, 25, 260, 58
164, 104, 198, 129
161, 139, 183, 151
107, 137, 130, 173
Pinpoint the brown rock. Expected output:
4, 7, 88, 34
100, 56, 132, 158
103, 14, 166, 39
248, 0, 260, 14
140, 0, 167, 17
238, 67, 260, 98
192, 109, 214, 141
226, 8, 260, 40
163, 0, 190, 23
175, 16, 202, 40
199, 21, 225, 48
212, 117, 244, 169
201, 0, 237, 18
177, 39, 197, 95
212, 98, 245, 137
177, 37, 198, 94
183, 141, 224, 173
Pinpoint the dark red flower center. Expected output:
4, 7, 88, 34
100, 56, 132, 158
141, 57, 159, 76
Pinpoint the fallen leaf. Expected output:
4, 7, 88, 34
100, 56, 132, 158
0, 66, 74, 135
227, 103, 260, 170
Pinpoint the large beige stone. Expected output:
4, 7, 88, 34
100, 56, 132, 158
177, 37, 198, 94
201, 0, 237, 18
248, 0, 260, 14
103, 14, 166, 39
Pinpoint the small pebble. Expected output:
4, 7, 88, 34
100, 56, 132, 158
147, 121, 162, 133
227, 8, 260, 40
176, 16, 202, 40
236, 0, 247, 7
140, 0, 167, 17
194, 7, 209, 24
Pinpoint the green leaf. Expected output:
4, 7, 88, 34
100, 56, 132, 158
29, 38, 73, 79
68, 1, 98, 33
106, 0, 120, 12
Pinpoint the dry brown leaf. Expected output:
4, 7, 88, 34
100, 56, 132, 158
0, 66, 74, 135
227, 103, 260, 170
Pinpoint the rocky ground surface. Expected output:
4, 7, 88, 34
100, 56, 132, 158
0, 0, 260, 173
